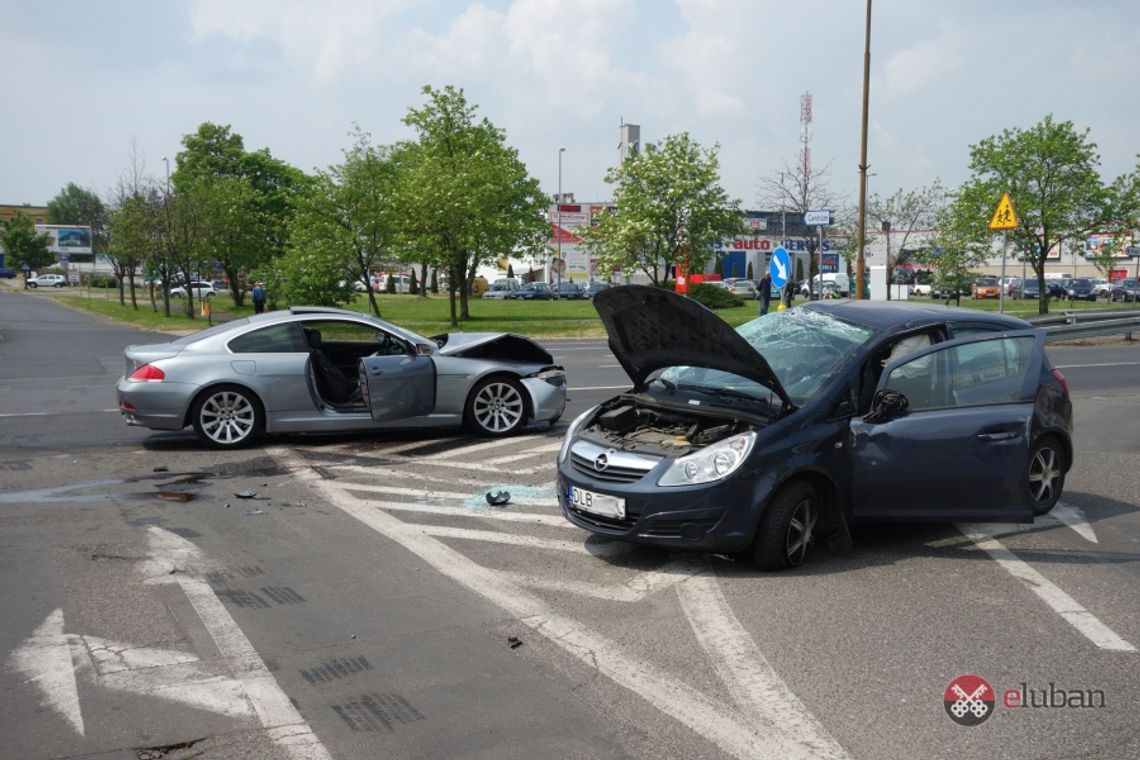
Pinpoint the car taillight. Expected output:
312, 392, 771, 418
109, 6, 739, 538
128, 364, 165, 382
1051, 369, 1069, 396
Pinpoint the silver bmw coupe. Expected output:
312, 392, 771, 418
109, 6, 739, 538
117, 306, 566, 449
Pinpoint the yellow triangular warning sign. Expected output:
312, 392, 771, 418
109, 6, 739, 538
988, 192, 1019, 230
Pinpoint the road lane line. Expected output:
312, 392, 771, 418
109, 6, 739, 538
1053, 361, 1140, 369
412, 434, 545, 460
568, 384, 630, 392
143, 527, 333, 759
500, 559, 705, 603
958, 525, 1135, 652
483, 443, 562, 465
676, 572, 850, 760
416, 524, 632, 557
333, 482, 555, 506
0, 411, 48, 418
280, 454, 843, 760
342, 497, 571, 528
1050, 502, 1098, 544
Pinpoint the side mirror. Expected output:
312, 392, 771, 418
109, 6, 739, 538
864, 389, 909, 423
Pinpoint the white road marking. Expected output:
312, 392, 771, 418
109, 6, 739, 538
379, 457, 554, 475
345, 497, 572, 528
500, 559, 705, 602
338, 482, 557, 507
412, 434, 545, 460
958, 525, 1135, 652
142, 527, 333, 759
417, 524, 633, 557
0, 411, 48, 418
568, 384, 630, 392
281, 457, 841, 760
1053, 361, 1140, 369
1050, 502, 1098, 544
483, 443, 562, 465
676, 572, 850, 760
324, 464, 499, 488
7, 609, 84, 736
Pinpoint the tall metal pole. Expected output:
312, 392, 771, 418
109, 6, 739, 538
999, 231, 1008, 313
557, 147, 565, 297
855, 0, 872, 299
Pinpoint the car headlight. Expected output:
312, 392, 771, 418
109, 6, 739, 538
657, 431, 756, 487
558, 405, 597, 463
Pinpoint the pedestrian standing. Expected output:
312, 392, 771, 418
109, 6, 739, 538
251, 281, 266, 314
758, 270, 772, 316
782, 277, 795, 308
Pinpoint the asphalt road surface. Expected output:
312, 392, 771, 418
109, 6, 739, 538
1, 286, 1139, 760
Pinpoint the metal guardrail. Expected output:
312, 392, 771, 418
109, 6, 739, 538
1025, 309, 1140, 341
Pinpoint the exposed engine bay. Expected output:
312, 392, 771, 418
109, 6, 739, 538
431, 332, 553, 364
580, 397, 760, 457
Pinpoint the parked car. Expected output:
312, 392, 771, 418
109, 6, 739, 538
1108, 279, 1140, 302
972, 277, 1001, 299
1043, 279, 1066, 300
554, 281, 584, 299
27, 273, 67, 288
999, 276, 1018, 296
912, 281, 933, 297
0, 266, 17, 279
584, 282, 611, 299
482, 278, 521, 300
117, 306, 567, 449
1060, 277, 1095, 301
1008, 278, 1039, 300
558, 286, 1072, 569
514, 282, 554, 300
932, 276, 972, 299
801, 273, 850, 298
169, 282, 218, 299
724, 278, 758, 299
1090, 278, 1111, 300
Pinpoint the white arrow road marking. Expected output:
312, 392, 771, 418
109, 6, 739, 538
79, 636, 254, 720
7, 609, 84, 736
958, 525, 1135, 652
1050, 502, 1098, 544
282, 454, 850, 760
676, 572, 850, 760
139, 527, 333, 760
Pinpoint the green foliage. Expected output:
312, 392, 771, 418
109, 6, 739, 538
916, 188, 993, 307
430, 268, 438, 294
386, 273, 397, 293
276, 246, 356, 307
948, 115, 1116, 314
688, 283, 741, 309
746, 261, 754, 279
409, 269, 418, 294
1, 213, 53, 271
582, 132, 742, 286
397, 85, 548, 325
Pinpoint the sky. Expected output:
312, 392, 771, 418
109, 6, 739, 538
3, 0, 1139, 212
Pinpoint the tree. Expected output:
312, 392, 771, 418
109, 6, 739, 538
105, 139, 155, 307
397, 85, 548, 325
866, 180, 945, 298
582, 132, 741, 286
947, 116, 1116, 314
916, 187, 991, 306
174, 122, 304, 306
283, 129, 399, 314
1, 213, 53, 280
756, 152, 838, 285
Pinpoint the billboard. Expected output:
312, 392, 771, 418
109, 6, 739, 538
35, 225, 94, 263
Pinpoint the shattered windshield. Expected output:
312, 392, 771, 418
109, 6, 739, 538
658, 307, 874, 406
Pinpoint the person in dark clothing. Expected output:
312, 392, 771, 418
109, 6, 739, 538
758, 271, 772, 315
782, 278, 795, 308
251, 282, 266, 314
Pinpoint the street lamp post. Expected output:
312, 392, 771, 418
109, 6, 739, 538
557, 147, 565, 299
882, 219, 891, 300
162, 156, 170, 196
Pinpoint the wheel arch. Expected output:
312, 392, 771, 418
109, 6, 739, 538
182, 381, 269, 430
755, 467, 844, 540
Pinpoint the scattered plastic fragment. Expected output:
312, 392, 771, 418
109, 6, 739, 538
235, 491, 257, 499
245, 508, 265, 516
507, 636, 523, 649
153, 466, 169, 473
485, 490, 511, 507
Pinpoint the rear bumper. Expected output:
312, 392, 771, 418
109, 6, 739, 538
116, 377, 192, 431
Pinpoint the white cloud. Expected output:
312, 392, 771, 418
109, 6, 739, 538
881, 26, 963, 98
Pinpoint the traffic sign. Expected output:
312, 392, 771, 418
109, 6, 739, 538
1127, 246, 1140, 258
804, 210, 831, 226
988, 192, 1019, 230
770, 247, 791, 288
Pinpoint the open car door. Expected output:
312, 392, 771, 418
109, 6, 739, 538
358, 354, 436, 422
848, 330, 1044, 523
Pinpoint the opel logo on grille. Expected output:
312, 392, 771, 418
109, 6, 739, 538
594, 449, 615, 472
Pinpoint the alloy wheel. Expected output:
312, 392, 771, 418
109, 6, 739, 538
199, 390, 257, 446
472, 381, 524, 434
1029, 445, 1061, 507
786, 497, 817, 566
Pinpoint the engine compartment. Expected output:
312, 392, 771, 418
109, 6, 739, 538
581, 399, 759, 457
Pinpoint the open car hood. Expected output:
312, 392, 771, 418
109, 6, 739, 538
593, 285, 794, 411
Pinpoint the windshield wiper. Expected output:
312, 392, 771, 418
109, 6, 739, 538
651, 376, 677, 393
678, 384, 774, 410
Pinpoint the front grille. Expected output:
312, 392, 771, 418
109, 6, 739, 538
643, 517, 721, 538
567, 504, 638, 532
568, 441, 660, 484
570, 452, 650, 483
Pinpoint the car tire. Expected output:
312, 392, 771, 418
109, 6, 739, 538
28, 282, 38, 288
465, 375, 528, 437
1028, 437, 1065, 516
190, 384, 264, 449
751, 480, 819, 571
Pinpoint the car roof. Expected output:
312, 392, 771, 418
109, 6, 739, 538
807, 299, 1030, 331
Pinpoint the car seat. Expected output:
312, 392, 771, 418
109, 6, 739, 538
305, 328, 357, 405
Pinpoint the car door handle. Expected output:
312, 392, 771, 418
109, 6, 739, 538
368, 367, 383, 377
977, 431, 1018, 442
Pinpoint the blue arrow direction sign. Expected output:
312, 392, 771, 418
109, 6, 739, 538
770, 247, 790, 288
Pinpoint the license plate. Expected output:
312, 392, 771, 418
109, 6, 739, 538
567, 485, 625, 519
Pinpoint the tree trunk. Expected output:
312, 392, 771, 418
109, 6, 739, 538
419, 262, 428, 297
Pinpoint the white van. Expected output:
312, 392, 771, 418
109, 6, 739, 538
801, 272, 850, 297
482, 278, 521, 299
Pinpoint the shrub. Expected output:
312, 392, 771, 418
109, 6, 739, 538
689, 283, 742, 309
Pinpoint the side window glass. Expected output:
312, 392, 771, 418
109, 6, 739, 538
952, 326, 1000, 340
302, 320, 408, 356
883, 336, 1034, 411
229, 323, 307, 353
